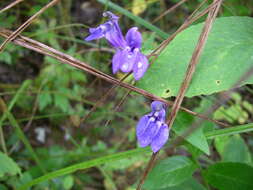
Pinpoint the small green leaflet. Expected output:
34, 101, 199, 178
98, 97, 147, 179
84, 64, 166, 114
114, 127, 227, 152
0, 151, 21, 177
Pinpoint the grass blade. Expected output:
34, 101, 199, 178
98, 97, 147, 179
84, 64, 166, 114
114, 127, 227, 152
205, 123, 253, 139
18, 147, 149, 190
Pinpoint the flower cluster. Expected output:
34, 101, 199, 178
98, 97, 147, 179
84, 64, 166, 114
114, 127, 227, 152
85, 12, 149, 80
136, 101, 169, 153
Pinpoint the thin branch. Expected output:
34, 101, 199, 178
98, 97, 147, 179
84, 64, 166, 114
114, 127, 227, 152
149, 0, 215, 58
0, 29, 228, 128
0, 0, 60, 52
136, 0, 223, 189
81, 0, 218, 127
0, 0, 24, 14
152, 0, 188, 23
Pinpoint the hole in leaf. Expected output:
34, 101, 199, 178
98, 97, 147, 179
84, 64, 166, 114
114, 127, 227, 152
216, 80, 221, 85
165, 89, 170, 94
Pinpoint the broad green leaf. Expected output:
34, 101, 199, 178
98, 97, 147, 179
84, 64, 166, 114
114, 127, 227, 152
204, 162, 253, 190
0, 152, 21, 177
215, 135, 251, 164
144, 156, 197, 189
137, 17, 253, 97
158, 177, 207, 190
173, 111, 210, 154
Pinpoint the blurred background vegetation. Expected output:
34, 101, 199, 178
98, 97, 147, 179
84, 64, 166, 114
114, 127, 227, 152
0, 0, 253, 189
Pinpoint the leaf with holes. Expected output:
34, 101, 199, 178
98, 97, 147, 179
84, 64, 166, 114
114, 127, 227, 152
137, 16, 253, 97
144, 156, 197, 189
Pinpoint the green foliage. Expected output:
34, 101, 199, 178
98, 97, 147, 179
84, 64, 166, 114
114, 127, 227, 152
62, 175, 74, 190
173, 111, 210, 154
0, 152, 21, 178
214, 135, 252, 164
158, 178, 207, 190
18, 148, 149, 190
204, 162, 253, 190
137, 17, 253, 97
36, 54, 87, 113
213, 92, 252, 124
144, 156, 197, 189
1, 1, 253, 190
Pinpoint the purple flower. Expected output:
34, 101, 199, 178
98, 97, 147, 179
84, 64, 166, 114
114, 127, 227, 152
112, 27, 149, 80
85, 12, 126, 48
136, 101, 169, 153
85, 12, 149, 80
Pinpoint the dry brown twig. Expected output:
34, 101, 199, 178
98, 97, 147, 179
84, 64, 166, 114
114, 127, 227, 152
0, 28, 228, 128
136, 0, 223, 189
0, 0, 24, 14
0, 0, 60, 53
78, 0, 216, 126
152, 0, 189, 23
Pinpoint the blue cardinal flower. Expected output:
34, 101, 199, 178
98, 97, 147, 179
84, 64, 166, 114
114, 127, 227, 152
112, 27, 149, 80
136, 101, 170, 153
85, 12, 149, 80
85, 12, 126, 48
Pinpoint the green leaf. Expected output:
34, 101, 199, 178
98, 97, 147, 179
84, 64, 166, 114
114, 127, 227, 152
0, 51, 12, 64
144, 156, 197, 189
0, 152, 21, 177
137, 16, 253, 97
204, 162, 253, 190
173, 111, 210, 155
215, 135, 251, 164
158, 177, 207, 190
38, 90, 52, 111
54, 91, 70, 113
63, 175, 74, 190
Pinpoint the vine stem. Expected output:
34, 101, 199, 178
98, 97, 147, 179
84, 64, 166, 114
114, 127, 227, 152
136, 0, 223, 189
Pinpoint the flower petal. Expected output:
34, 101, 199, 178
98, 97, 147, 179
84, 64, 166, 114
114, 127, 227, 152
103, 12, 126, 48
85, 27, 104, 41
151, 101, 165, 112
119, 49, 136, 73
125, 27, 142, 48
136, 115, 149, 138
133, 53, 149, 80
138, 119, 160, 148
85, 12, 126, 48
112, 50, 123, 74
151, 124, 169, 153
103, 11, 119, 20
